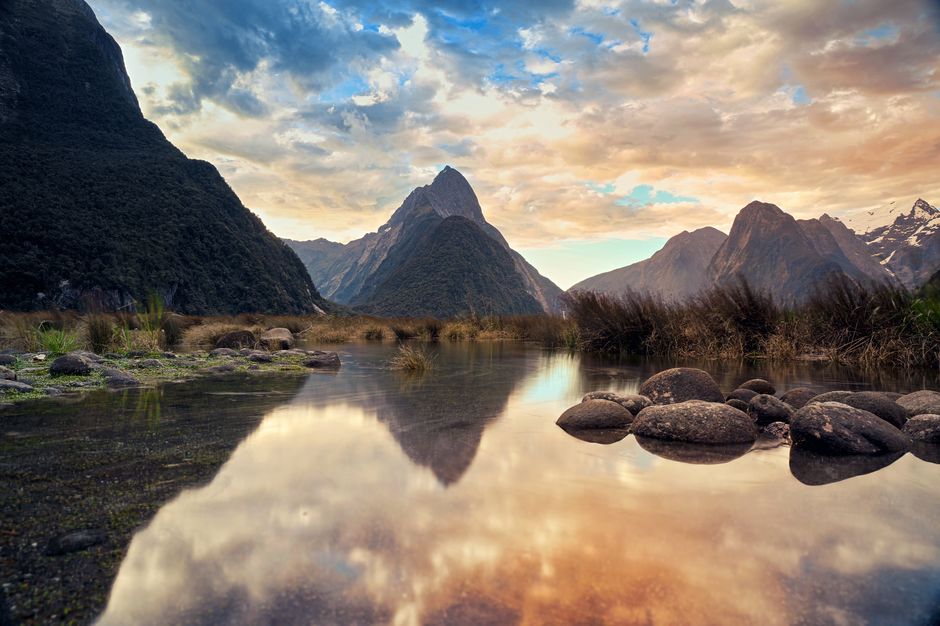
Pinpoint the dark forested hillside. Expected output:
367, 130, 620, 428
358, 215, 543, 318
0, 0, 328, 314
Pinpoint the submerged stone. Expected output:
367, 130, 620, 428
780, 387, 817, 409
49, 353, 92, 376
727, 388, 758, 403
557, 399, 633, 430
737, 378, 776, 395
838, 392, 908, 428
897, 390, 940, 418
581, 391, 650, 415
748, 394, 793, 426
302, 352, 341, 368
101, 368, 140, 388
726, 398, 749, 412
902, 414, 940, 443
790, 402, 910, 455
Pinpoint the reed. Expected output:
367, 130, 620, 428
389, 344, 435, 372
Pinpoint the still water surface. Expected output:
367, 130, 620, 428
84, 343, 940, 625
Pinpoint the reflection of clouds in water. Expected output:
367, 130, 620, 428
98, 348, 940, 625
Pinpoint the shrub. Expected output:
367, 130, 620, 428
363, 326, 385, 340
86, 315, 114, 354
36, 327, 80, 354
389, 345, 434, 372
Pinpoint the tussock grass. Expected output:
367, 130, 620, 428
389, 345, 435, 372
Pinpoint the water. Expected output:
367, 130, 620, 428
5, 343, 940, 625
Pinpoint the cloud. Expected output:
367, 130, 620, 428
87, 0, 940, 285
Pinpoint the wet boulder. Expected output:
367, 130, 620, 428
790, 402, 910, 455
0, 354, 15, 366
0, 380, 33, 393
302, 351, 341, 368
206, 363, 237, 374
581, 391, 651, 415
748, 394, 793, 426
738, 379, 775, 395
897, 390, 940, 418
0, 366, 15, 381
215, 330, 257, 350
838, 392, 908, 428
726, 398, 750, 412
638, 368, 724, 405
247, 351, 274, 363
727, 388, 758, 403
632, 401, 757, 444
209, 348, 237, 357
260, 328, 294, 350
902, 414, 940, 443
557, 399, 633, 430
752, 421, 791, 450
136, 358, 162, 369
808, 390, 853, 404
101, 368, 140, 388
49, 353, 92, 376
780, 387, 816, 409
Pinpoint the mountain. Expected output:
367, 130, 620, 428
796, 215, 896, 285
0, 0, 327, 314
707, 201, 856, 304
569, 227, 728, 300
848, 199, 940, 289
285, 166, 562, 316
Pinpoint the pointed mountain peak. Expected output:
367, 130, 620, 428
740, 200, 785, 217
385, 166, 485, 229
911, 198, 938, 217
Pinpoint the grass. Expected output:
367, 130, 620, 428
34, 327, 81, 354
389, 345, 435, 372
564, 276, 940, 369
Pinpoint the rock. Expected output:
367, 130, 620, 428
808, 390, 853, 404
126, 350, 147, 358
557, 399, 633, 430
247, 364, 261, 371
632, 401, 757, 444
136, 358, 162, 369
49, 353, 92, 376
635, 437, 752, 464
912, 442, 940, 464
31, 353, 46, 362
162, 352, 177, 359
215, 330, 257, 350
748, 394, 793, 425
559, 427, 630, 445
727, 388, 758, 403
238, 348, 253, 356
790, 448, 904, 485
738, 379, 775, 395
260, 328, 294, 350
207, 363, 237, 374
104, 352, 122, 359
302, 351, 341, 368
44, 387, 62, 396
0, 354, 15, 366
0, 380, 34, 393
726, 398, 749, 412
101, 368, 139, 388
897, 390, 940, 418
790, 402, 910, 455
0, 366, 15, 381
902, 414, 940, 443
275, 349, 308, 358
209, 348, 237, 357
780, 387, 816, 409
638, 368, 724, 405
763, 421, 790, 441
72, 350, 103, 362
247, 351, 273, 363
838, 392, 908, 428
44, 529, 106, 556
882, 392, 903, 401
581, 391, 651, 415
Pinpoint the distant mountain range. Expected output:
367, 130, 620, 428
573, 198, 936, 304
0, 0, 328, 314
287, 167, 562, 317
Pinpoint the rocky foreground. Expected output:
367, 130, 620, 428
558, 367, 940, 483
0, 327, 341, 408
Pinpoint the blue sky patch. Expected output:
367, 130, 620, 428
616, 184, 698, 208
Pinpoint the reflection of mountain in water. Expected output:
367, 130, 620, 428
292, 343, 534, 486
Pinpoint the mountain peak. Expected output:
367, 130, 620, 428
385, 166, 485, 230
911, 198, 938, 218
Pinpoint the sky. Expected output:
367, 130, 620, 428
88, 0, 940, 289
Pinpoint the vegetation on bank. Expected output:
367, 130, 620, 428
563, 277, 940, 369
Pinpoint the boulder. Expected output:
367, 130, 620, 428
780, 387, 816, 409
136, 359, 162, 369
808, 390, 853, 404
0, 380, 33, 393
209, 348, 238, 357
0, 366, 15, 381
260, 328, 294, 350
215, 330, 257, 350
902, 414, 940, 443
207, 363, 237, 374
838, 392, 908, 428
101, 368, 140, 388
556, 399, 633, 430
727, 388, 758, 403
72, 350, 103, 363
302, 351, 341, 368
789, 448, 904, 486
638, 368, 724, 405
49, 353, 92, 376
912, 442, 940, 464
897, 390, 940, 418
748, 394, 793, 426
632, 401, 757, 444
737, 379, 775, 395
726, 398, 749, 412
247, 351, 273, 363
882, 392, 903, 401
762, 421, 790, 442
635, 437, 752, 464
790, 402, 910, 455
581, 391, 651, 415
0, 354, 16, 366
44, 529, 107, 556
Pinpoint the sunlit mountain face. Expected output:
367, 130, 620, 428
87, 0, 940, 289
